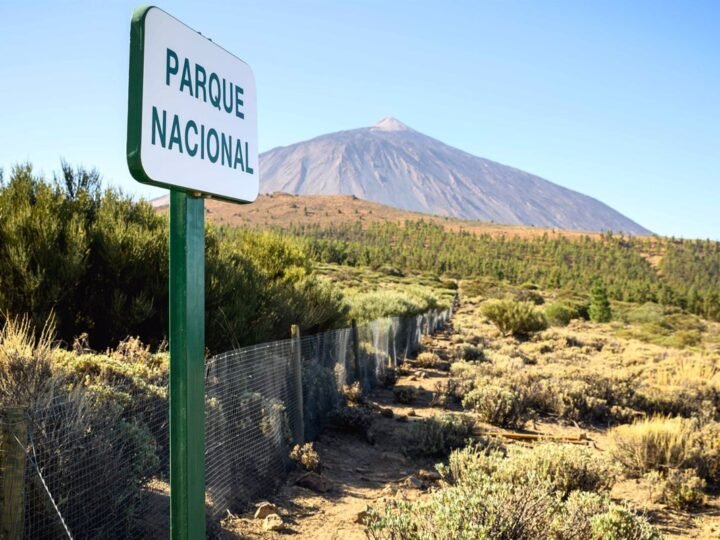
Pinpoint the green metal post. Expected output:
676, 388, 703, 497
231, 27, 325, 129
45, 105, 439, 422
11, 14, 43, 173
169, 189, 206, 540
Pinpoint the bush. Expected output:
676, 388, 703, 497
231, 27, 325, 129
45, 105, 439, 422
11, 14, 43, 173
545, 301, 589, 327
290, 442, 321, 473
455, 343, 484, 362
329, 405, 374, 441
0, 316, 159, 536
341, 381, 364, 404
481, 300, 548, 337
462, 385, 529, 429
415, 351, 442, 368
646, 469, 705, 511
610, 416, 698, 476
405, 414, 475, 457
514, 289, 545, 305
367, 472, 557, 539
369, 440, 660, 540
394, 385, 418, 404
446, 443, 616, 499
590, 504, 662, 540
550, 491, 609, 540
693, 422, 720, 487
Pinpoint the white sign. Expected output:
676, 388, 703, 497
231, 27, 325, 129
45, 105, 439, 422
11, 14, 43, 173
127, 6, 258, 203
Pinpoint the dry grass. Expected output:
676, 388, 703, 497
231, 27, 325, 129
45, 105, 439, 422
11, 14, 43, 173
609, 417, 698, 475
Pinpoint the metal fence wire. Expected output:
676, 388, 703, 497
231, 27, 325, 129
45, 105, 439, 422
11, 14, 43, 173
0, 306, 453, 538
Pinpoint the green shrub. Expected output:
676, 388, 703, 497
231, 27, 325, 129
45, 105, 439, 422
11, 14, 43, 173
514, 289, 545, 305
405, 414, 475, 457
369, 441, 659, 540
462, 385, 529, 429
329, 405, 374, 441
544, 301, 591, 327
481, 300, 548, 337
367, 473, 557, 539
455, 343, 484, 362
693, 422, 720, 487
646, 469, 705, 511
590, 504, 662, 540
446, 443, 616, 498
550, 491, 609, 540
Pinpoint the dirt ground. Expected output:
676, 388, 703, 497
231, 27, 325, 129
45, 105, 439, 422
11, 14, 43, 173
216, 307, 720, 540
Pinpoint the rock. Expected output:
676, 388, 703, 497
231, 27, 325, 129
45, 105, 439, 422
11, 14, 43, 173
408, 409, 418, 417
379, 407, 394, 418
403, 475, 424, 490
355, 505, 372, 524
395, 415, 408, 422
262, 514, 283, 532
295, 471, 333, 493
254, 501, 280, 519
409, 375, 418, 381
417, 469, 441, 482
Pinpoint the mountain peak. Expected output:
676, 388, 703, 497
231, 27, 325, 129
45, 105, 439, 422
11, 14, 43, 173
371, 117, 411, 132
259, 121, 651, 235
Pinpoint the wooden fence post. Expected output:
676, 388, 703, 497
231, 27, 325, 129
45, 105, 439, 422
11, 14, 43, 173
290, 324, 305, 444
1, 406, 28, 540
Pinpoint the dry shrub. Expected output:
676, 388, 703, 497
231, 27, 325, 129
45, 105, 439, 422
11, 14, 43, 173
405, 414, 475, 457
0, 315, 60, 407
393, 385, 418, 404
454, 343, 484, 362
645, 469, 705, 510
341, 381, 364, 404
0, 316, 159, 536
415, 351, 441, 368
329, 405, 374, 442
610, 416, 698, 475
290, 442, 321, 473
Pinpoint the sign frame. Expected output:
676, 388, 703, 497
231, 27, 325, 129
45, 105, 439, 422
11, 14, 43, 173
127, 5, 258, 204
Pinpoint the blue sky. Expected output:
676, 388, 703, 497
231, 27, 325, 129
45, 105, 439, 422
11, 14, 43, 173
1, 1, 718, 239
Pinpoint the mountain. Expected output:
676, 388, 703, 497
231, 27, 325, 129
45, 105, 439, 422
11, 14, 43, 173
258, 118, 650, 234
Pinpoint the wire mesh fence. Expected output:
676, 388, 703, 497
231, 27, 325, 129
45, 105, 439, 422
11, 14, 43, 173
0, 305, 453, 538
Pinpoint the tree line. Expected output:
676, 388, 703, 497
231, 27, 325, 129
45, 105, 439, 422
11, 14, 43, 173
278, 221, 720, 321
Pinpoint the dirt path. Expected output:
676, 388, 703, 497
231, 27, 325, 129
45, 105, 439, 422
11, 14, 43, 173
221, 328, 458, 539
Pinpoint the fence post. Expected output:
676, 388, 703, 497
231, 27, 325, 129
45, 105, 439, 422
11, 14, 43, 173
290, 324, 305, 444
1, 406, 28, 540
350, 319, 361, 384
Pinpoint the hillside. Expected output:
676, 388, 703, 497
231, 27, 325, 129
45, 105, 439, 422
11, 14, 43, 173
152, 192, 607, 241
257, 118, 651, 235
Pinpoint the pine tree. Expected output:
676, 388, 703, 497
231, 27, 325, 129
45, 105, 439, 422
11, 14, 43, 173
589, 279, 612, 323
